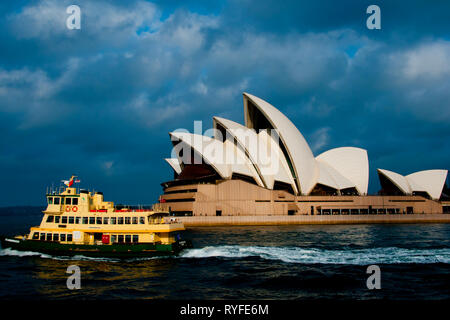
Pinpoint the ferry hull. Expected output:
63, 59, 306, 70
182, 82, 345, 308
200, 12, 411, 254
0, 236, 192, 258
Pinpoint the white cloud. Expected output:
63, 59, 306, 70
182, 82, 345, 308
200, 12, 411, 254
9, 0, 160, 41
310, 127, 330, 153
402, 41, 450, 79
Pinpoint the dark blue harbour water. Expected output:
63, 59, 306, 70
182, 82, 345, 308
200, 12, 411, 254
0, 208, 449, 300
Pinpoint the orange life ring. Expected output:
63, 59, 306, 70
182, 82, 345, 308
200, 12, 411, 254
72, 206, 78, 212
65, 206, 71, 212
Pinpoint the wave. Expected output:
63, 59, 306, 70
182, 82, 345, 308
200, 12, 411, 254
0, 248, 120, 262
2, 246, 449, 265
180, 245, 450, 265
0, 248, 52, 259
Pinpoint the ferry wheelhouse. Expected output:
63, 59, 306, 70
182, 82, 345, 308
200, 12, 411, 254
0, 177, 192, 258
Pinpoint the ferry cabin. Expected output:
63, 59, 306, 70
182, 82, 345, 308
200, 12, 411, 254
27, 187, 185, 246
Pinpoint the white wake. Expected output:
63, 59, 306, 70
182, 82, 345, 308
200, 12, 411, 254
180, 245, 450, 265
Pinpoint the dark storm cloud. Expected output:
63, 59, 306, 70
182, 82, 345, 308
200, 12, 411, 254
0, 0, 449, 205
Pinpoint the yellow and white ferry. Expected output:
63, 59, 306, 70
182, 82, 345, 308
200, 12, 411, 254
0, 176, 192, 258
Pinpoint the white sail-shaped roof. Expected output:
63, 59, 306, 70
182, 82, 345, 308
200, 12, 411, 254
257, 130, 299, 193
170, 132, 231, 178
164, 158, 182, 174
169, 132, 264, 186
316, 160, 356, 191
223, 139, 265, 187
213, 116, 297, 193
406, 170, 448, 200
243, 93, 317, 194
316, 147, 369, 195
378, 168, 447, 199
213, 117, 265, 186
377, 169, 412, 194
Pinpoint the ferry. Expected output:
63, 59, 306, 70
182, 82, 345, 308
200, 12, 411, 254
0, 176, 192, 258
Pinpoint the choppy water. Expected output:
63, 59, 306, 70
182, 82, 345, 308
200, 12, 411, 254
0, 208, 449, 300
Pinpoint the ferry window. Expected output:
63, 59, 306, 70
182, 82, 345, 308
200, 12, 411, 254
55, 216, 60, 223
132, 217, 138, 224
46, 215, 54, 223
111, 235, 117, 243
132, 235, 138, 243
82, 217, 88, 224
118, 217, 124, 225
96, 217, 102, 224
72, 198, 78, 205
40, 233, 45, 240
48, 197, 53, 204
118, 235, 124, 243
139, 217, 145, 224
103, 217, 109, 225
110, 217, 116, 224
89, 217, 95, 224
61, 216, 68, 224
54, 197, 60, 205
65, 198, 71, 205
54, 234, 59, 242
125, 235, 132, 243
68, 217, 74, 224
67, 234, 73, 242
61, 234, 66, 241
32, 232, 39, 240
125, 217, 131, 224
75, 217, 81, 224
47, 233, 52, 241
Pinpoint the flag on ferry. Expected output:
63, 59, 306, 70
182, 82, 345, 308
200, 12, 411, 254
62, 176, 81, 187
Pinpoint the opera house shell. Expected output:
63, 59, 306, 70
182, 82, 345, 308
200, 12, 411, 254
159, 93, 449, 217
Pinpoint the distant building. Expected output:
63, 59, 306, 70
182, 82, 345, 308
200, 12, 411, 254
158, 93, 449, 216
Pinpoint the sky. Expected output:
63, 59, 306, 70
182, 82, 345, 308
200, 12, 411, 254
0, 0, 449, 206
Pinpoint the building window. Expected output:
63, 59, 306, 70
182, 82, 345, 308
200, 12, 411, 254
67, 234, 73, 242
139, 217, 145, 224
132, 235, 139, 243
110, 217, 117, 224
32, 232, 39, 240
66, 198, 71, 205
103, 217, 109, 225
54, 197, 60, 205
83, 217, 88, 224
72, 198, 78, 205
118, 235, 124, 243
132, 217, 138, 224
61, 234, 66, 242
89, 217, 95, 224
46, 215, 54, 223
61, 216, 68, 224
47, 233, 52, 241
48, 197, 53, 204
125, 217, 131, 224
125, 235, 132, 243
118, 217, 124, 225
96, 217, 102, 224
54, 234, 59, 242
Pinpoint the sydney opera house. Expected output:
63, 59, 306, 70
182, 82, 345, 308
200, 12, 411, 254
159, 93, 449, 217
